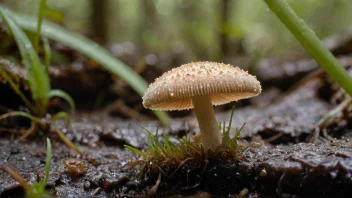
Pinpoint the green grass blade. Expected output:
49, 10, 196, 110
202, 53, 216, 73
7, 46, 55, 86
228, 106, 235, 131
264, 0, 352, 97
26, 183, 47, 198
43, 7, 64, 22
0, 9, 51, 116
51, 111, 70, 126
236, 123, 246, 138
33, 0, 47, 52
43, 138, 52, 185
4, 8, 169, 125
163, 133, 172, 151
0, 65, 36, 112
55, 128, 85, 155
43, 37, 51, 73
0, 111, 42, 124
48, 89, 75, 113
125, 145, 148, 158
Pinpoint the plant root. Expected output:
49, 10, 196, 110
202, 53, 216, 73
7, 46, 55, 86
1, 163, 30, 191
55, 128, 85, 156
148, 173, 162, 196
0, 127, 27, 135
19, 122, 37, 141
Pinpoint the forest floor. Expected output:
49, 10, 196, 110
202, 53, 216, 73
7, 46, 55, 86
1, 30, 352, 197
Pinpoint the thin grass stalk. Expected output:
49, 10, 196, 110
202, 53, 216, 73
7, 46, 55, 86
264, 0, 352, 96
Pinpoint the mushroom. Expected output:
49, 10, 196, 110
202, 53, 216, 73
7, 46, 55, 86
142, 61, 261, 151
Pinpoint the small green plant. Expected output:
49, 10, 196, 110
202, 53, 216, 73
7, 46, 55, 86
0, 2, 74, 118
2, 138, 53, 198
0, 3, 83, 154
0, 6, 169, 125
125, 107, 246, 178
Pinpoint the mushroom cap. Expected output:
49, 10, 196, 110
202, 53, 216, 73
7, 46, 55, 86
143, 61, 261, 111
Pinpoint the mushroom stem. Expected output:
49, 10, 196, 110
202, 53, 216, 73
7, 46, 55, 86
192, 94, 221, 151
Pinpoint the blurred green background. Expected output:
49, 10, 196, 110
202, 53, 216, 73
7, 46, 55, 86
2, 0, 352, 62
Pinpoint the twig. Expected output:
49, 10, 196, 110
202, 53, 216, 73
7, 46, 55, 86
105, 99, 150, 121
19, 122, 37, 141
2, 163, 30, 191
266, 132, 284, 143
317, 97, 352, 128
0, 127, 26, 135
55, 128, 85, 156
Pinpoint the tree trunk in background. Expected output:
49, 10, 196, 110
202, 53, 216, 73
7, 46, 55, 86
91, 0, 108, 44
219, 0, 245, 58
220, 0, 230, 57
137, 0, 159, 51
178, 1, 208, 60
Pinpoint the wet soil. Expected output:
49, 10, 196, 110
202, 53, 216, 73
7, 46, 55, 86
1, 67, 352, 197
1, 27, 352, 197
1, 114, 352, 197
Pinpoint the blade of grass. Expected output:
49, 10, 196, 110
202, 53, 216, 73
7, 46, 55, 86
55, 128, 85, 156
51, 111, 70, 126
227, 106, 235, 131
236, 123, 246, 138
264, 0, 352, 97
43, 138, 51, 185
33, 0, 47, 52
2, 163, 30, 191
48, 89, 75, 113
4, 8, 168, 125
0, 9, 51, 116
0, 66, 36, 112
25, 139, 52, 198
0, 111, 42, 124
43, 7, 64, 23
125, 145, 148, 158
43, 37, 51, 73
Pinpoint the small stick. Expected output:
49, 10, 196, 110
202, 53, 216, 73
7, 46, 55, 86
2, 163, 30, 191
55, 128, 85, 156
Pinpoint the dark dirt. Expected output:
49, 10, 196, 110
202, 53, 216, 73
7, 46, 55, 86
153, 138, 352, 197
2, 68, 352, 197
1, 117, 352, 197
2, 26, 352, 197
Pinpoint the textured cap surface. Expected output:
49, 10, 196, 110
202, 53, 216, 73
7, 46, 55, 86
143, 61, 261, 110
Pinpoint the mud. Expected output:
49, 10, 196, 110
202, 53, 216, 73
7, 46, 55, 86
0, 136, 133, 197
2, 61, 352, 197
150, 138, 352, 197
1, 26, 352, 197
1, 116, 352, 197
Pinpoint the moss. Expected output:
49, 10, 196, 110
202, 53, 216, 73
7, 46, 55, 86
125, 107, 247, 179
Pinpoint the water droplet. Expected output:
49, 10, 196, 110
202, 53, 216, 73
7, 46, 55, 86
25, 43, 31, 49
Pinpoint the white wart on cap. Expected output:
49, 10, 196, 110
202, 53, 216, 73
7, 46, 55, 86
143, 61, 261, 151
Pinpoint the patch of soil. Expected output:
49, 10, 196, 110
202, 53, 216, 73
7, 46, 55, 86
2, 60, 352, 196
151, 138, 352, 197
2, 26, 352, 197
0, 136, 133, 197
1, 120, 352, 197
